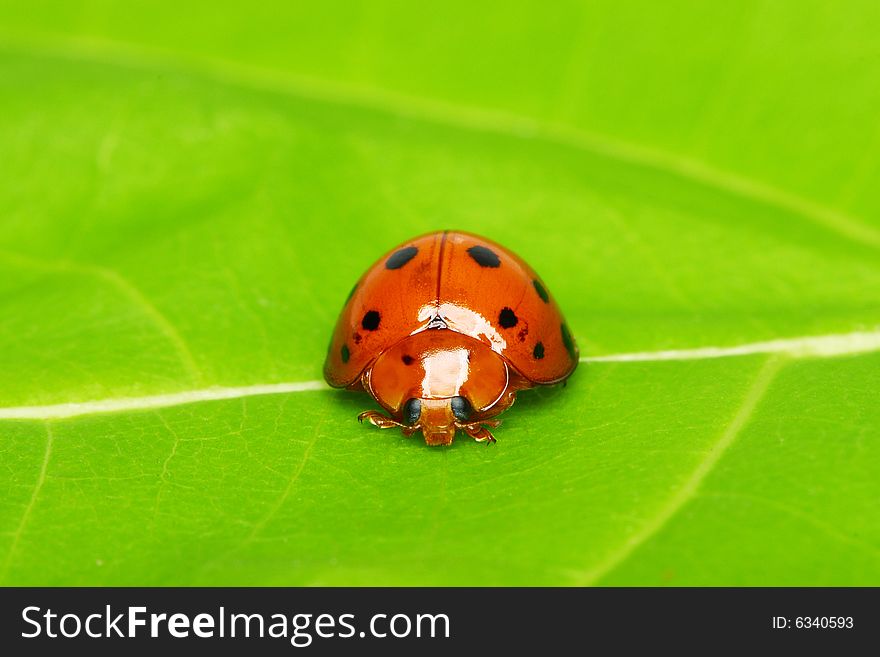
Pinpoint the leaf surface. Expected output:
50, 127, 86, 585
1, 2, 879, 585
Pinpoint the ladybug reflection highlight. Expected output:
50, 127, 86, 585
323, 231, 578, 445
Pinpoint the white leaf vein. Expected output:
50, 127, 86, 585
0, 328, 877, 421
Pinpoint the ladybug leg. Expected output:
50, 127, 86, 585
462, 423, 498, 445
358, 410, 403, 430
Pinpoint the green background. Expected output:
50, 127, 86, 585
1, 1, 879, 585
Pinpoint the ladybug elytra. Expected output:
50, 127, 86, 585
323, 231, 578, 445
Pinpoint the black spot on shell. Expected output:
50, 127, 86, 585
498, 307, 518, 328
517, 326, 529, 342
467, 245, 501, 268
353, 332, 362, 345
386, 246, 418, 269
341, 344, 350, 363
402, 355, 414, 365
361, 310, 381, 331
533, 279, 549, 303
533, 342, 545, 359
561, 323, 576, 360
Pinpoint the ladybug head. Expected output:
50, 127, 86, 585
402, 396, 470, 446
358, 330, 514, 445
358, 393, 501, 445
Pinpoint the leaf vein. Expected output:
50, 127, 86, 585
194, 417, 323, 579
572, 357, 784, 585
0, 329, 878, 421
0, 33, 877, 250
0, 422, 54, 583
0, 249, 203, 384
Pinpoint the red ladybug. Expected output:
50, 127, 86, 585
324, 231, 578, 445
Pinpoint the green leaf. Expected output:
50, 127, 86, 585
2, 1, 879, 585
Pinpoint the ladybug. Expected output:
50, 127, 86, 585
323, 231, 578, 446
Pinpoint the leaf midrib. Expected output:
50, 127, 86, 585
1, 328, 878, 420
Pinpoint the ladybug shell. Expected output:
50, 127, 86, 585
323, 231, 578, 391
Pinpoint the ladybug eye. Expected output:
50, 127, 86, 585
451, 396, 472, 423
402, 398, 421, 425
